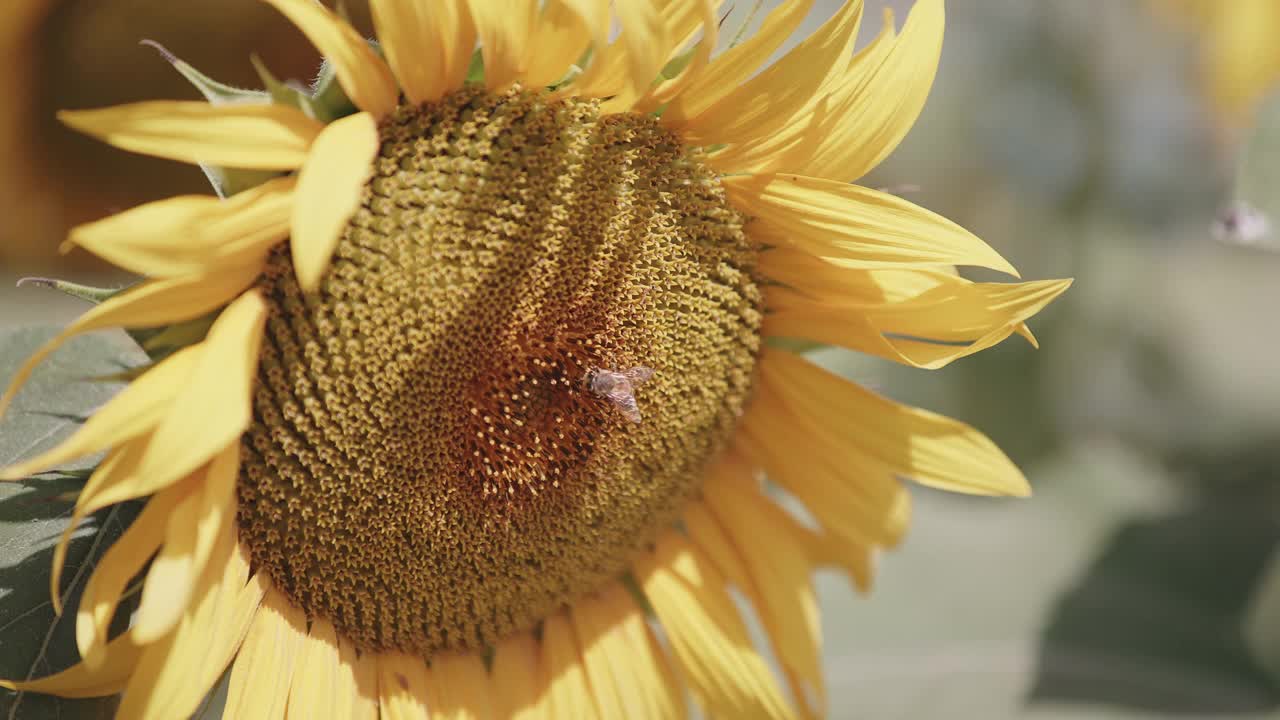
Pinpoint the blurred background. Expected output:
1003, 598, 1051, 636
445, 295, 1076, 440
2, 0, 1279, 717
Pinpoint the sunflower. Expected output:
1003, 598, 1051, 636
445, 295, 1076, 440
0, 1, 1069, 717
1155, 0, 1280, 128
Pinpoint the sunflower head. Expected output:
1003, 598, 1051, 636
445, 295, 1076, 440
1, 1, 1069, 718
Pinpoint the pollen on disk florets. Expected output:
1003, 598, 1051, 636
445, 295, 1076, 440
236, 86, 763, 655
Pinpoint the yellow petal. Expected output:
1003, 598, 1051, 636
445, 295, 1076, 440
262, 0, 399, 118
539, 612, 599, 720
0, 262, 264, 424
763, 267, 1072, 369
724, 173, 1019, 275
117, 534, 263, 720
761, 348, 1031, 496
635, 0, 720, 111
372, 0, 473, 103
490, 632, 545, 720
423, 651, 493, 720
46, 293, 264, 585
59, 101, 322, 169
523, 0, 595, 88
132, 443, 240, 643
612, 1, 671, 102
682, 500, 822, 715
0, 343, 198, 482
636, 533, 795, 720
286, 618, 345, 720
48, 439, 158, 616
291, 111, 379, 293
287, 618, 378, 720
124, 290, 267, 502
792, 0, 944, 181
76, 485, 188, 668
467, 0, 538, 89
378, 651, 432, 720
669, 1, 862, 145
706, 8, 897, 177
225, 585, 308, 720
737, 379, 909, 550
340, 632, 382, 720
572, 583, 688, 720
64, 176, 295, 277
371, 0, 444, 105
0, 635, 142, 698
702, 459, 826, 716
663, 0, 813, 127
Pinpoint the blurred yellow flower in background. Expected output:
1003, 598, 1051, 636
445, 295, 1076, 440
1156, 0, 1280, 129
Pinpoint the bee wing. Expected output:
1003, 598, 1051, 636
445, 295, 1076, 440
621, 366, 655, 385
607, 391, 643, 423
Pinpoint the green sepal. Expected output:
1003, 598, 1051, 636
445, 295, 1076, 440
310, 58, 360, 123
140, 39, 269, 106
200, 165, 284, 200
251, 54, 318, 118
659, 46, 697, 82
141, 40, 284, 198
15, 277, 120, 304
127, 312, 218, 363
466, 48, 486, 85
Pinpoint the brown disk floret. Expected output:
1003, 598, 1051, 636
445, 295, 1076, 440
237, 86, 763, 655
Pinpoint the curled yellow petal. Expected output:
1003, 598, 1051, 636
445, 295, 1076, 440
291, 111, 380, 293
663, 0, 814, 127
132, 443, 240, 643
762, 256, 1072, 369
124, 290, 267, 501
1, 635, 142, 698
792, 0, 945, 181
76, 485, 188, 668
0, 261, 264, 424
0, 344, 198, 482
59, 101, 322, 169
670, 0, 862, 145
117, 537, 263, 720
262, 0, 399, 118
635, 0, 720, 110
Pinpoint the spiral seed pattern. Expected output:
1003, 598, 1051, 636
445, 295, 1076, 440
236, 87, 762, 655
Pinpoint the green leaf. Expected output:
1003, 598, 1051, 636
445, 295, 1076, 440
816, 438, 1280, 717
0, 328, 146, 719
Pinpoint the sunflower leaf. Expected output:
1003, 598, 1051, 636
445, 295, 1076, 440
0, 328, 146, 719
819, 436, 1280, 716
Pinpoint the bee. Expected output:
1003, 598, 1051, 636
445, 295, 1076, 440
585, 366, 655, 424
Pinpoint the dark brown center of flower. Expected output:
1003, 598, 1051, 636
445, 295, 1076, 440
236, 86, 762, 655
